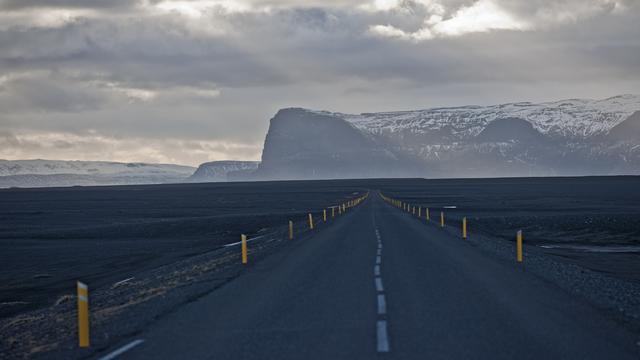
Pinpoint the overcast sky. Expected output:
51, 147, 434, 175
1, 0, 639, 166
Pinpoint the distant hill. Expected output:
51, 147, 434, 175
0, 160, 195, 188
5, 95, 639, 186
188, 161, 259, 182
253, 95, 640, 179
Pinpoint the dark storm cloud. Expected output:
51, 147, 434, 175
0, 71, 105, 112
0, 0, 639, 165
0, 15, 288, 89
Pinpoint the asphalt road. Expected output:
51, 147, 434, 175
101, 193, 639, 360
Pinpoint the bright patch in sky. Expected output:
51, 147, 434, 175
0, 8, 99, 29
372, 0, 400, 11
369, 0, 529, 41
433, 0, 529, 36
153, 0, 250, 16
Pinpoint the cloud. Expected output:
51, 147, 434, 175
0, 0, 137, 10
0, 0, 639, 165
365, 0, 635, 41
0, 130, 262, 164
431, 0, 529, 36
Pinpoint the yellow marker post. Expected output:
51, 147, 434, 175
332, 207, 335, 218
308, 213, 314, 229
241, 234, 248, 264
426, 208, 430, 221
418, 207, 421, 217
517, 230, 523, 263
323, 209, 327, 222
463, 217, 467, 239
77, 281, 90, 348
289, 220, 293, 240
440, 211, 444, 228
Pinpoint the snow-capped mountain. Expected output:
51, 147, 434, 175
338, 94, 640, 141
0, 160, 195, 188
0, 159, 195, 177
188, 161, 259, 182
4, 95, 639, 186
254, 95, 640, 179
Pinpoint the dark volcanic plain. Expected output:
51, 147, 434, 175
0, 181, 368, 319
1, 176, 640, 359
1, 176, 639, 320
378, 176, 640, 281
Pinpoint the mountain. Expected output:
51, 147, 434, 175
474, 117, 546, 143
255, 95, 640, 179
607, 110, 640, 141
255, 108, 421, 179
188, 161, 259, 182
0, 160, 195, 188
343, 94, 640, 141
5, 95, 638, 187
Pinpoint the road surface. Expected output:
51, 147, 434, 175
99, 193, 639, 359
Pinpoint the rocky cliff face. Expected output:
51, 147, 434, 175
254, 96, 640, 179
255, 108, 422, 180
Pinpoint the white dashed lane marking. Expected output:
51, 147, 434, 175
377, 321, 390, 352
373, 213, 390, 353
98, 339, 145, 360
377, 294, 387, 315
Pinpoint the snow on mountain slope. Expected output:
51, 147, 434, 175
256, 96, 640, 179
188, 161, 259, 182
340, 94, 640, 141
0, 159, 195, 177
0, 160, 196, 188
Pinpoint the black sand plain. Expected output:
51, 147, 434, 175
0, 180, 368, 319
377, 176, 640, 281
1, 176, 638, 319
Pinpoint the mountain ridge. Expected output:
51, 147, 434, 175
255, 95, 640, 179
312, 94, 640, 141
2, 95, 639, 186
0, 160, 196, 188
188, 161, 259, 182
